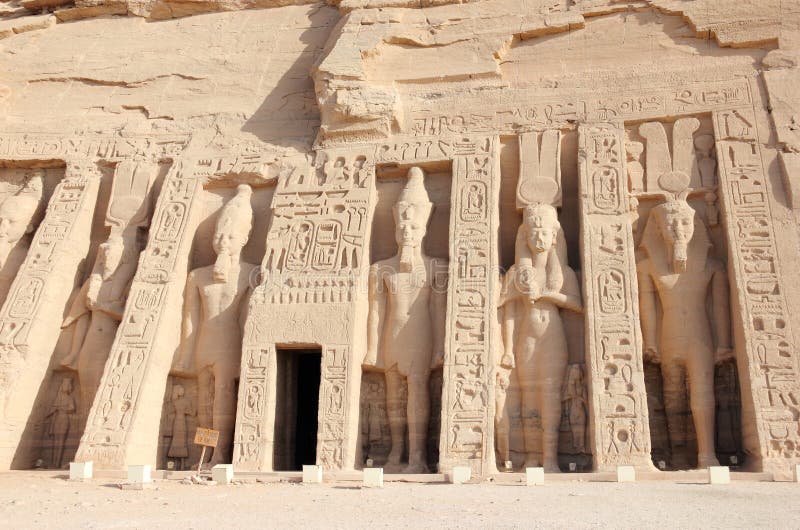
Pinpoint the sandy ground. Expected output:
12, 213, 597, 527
0, 471, 798, 529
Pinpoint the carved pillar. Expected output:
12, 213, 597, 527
76, 160, 204, 469
438, 137, 499, 476
578, 123, 654, 471
0, 161, 101, 469
713, 108, 800, 475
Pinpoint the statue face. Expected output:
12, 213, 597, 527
396, 217, 426, 249
99, 238, 124, 277
525, 209, 558, 254
213, 227, 248, 257
0, 198, 30, 243
659, 208, 695, 245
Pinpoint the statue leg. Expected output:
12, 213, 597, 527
77, 313, 118, 419
197, 368, 213, 463
405, 371, 430, 473
210, 365, 238, 465
517, 369, 539, 467
384, 368, 406, 471
539, 337, 568, 473
688, 349, 720, 468
661, 360, 689, 468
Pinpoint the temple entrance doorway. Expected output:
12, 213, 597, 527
274, 347, 322, 471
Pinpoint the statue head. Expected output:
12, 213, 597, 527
213, 184, 254, 282
393, 167, 433, 269
59, 377, 73, 394
0, 171, 44, 267
172, 384, 185, 400
97, 235, 126, 279
523, 203, 560, 255
651, 199, 696, 272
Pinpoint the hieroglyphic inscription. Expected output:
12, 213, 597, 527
439, 137, 498, 476
0, 134, 188, 161
76, 160, 202, 467
0, 162, 100, 468
408, 79, 751, 137
713, 108, 800, 472
318, 345, 349, 469
578, 123, 653, 470
233, 345, 272, 468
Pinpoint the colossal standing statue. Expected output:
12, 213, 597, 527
364, 167, 447, 473
0, 170, 43, 305
637, 171, 731, 469
61, 161, 154, 419
497, 201, 582, 472
174, 184, 257, 466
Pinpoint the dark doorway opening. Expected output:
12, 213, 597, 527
274, 347, 321, 471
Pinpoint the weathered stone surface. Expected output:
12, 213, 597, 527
0, 0, 797, 484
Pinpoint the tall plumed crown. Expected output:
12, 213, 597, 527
393, 167, 433, 225
216, 183, 254, 237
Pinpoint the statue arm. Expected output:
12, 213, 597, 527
62, 279, 91, 328
500, 300, 516, 369
712, 262, 732, 362
542, 266, 583, 313
175, 272, 200, 373
364, 265, 384, 368
637, 261, 660, 363
430, 260, 448, 369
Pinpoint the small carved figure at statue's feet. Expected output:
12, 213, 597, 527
698, 453, 721, 469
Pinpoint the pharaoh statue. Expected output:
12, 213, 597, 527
637, 171, 731, 469
45, 377, 76, 469
0, 170, 44, 304
174, 184, 257, 466
496, 179, 582, 472
61, 161, 154, 418
364, 167, 447, 473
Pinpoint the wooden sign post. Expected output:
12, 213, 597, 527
194, 427, 220, 473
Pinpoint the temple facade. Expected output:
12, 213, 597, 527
1, 0, 800, 479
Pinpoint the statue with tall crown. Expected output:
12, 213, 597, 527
174, 184, 258, 466
637, 170, 731, 469
364, 167, 448, 473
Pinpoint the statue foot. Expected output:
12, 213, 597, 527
543, 459, 560, 473
402, 462, 428, 474
698, 454, 720, 469
524, 455, 540, 468
384, 461, 404, 473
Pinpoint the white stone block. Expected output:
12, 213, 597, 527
211, 464, 234, 485
708, 466, 730, 484
616, 466, 635, 483
794, 464, 800, 482
127, 465, 151, 484
363, 467, 383, 488
526, 467, 544, 486
69, 461, 92, 481
451, 466, 471, 484
302, 465, 323, 484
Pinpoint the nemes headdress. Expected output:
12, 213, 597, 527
393, 167, 433, 226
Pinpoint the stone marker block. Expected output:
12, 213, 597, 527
794, 465, 800, 483
127, 464, 151, 484
526, 467, 544, 486
211, 464, 234, 485
616, 466, 635, 483
302, 465, 323, 484
69, 461, 92, 481
363, 467, 383, 488
708, 466, 730, 484
451, 466, 471, 484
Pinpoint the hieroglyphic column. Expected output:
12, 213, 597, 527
438, 137, 499, 476
234, 149, 375, 471
76, 159, 204, 468
713, 108, 800, 476
578, 123, 654, 471
0, 161, 101, 469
